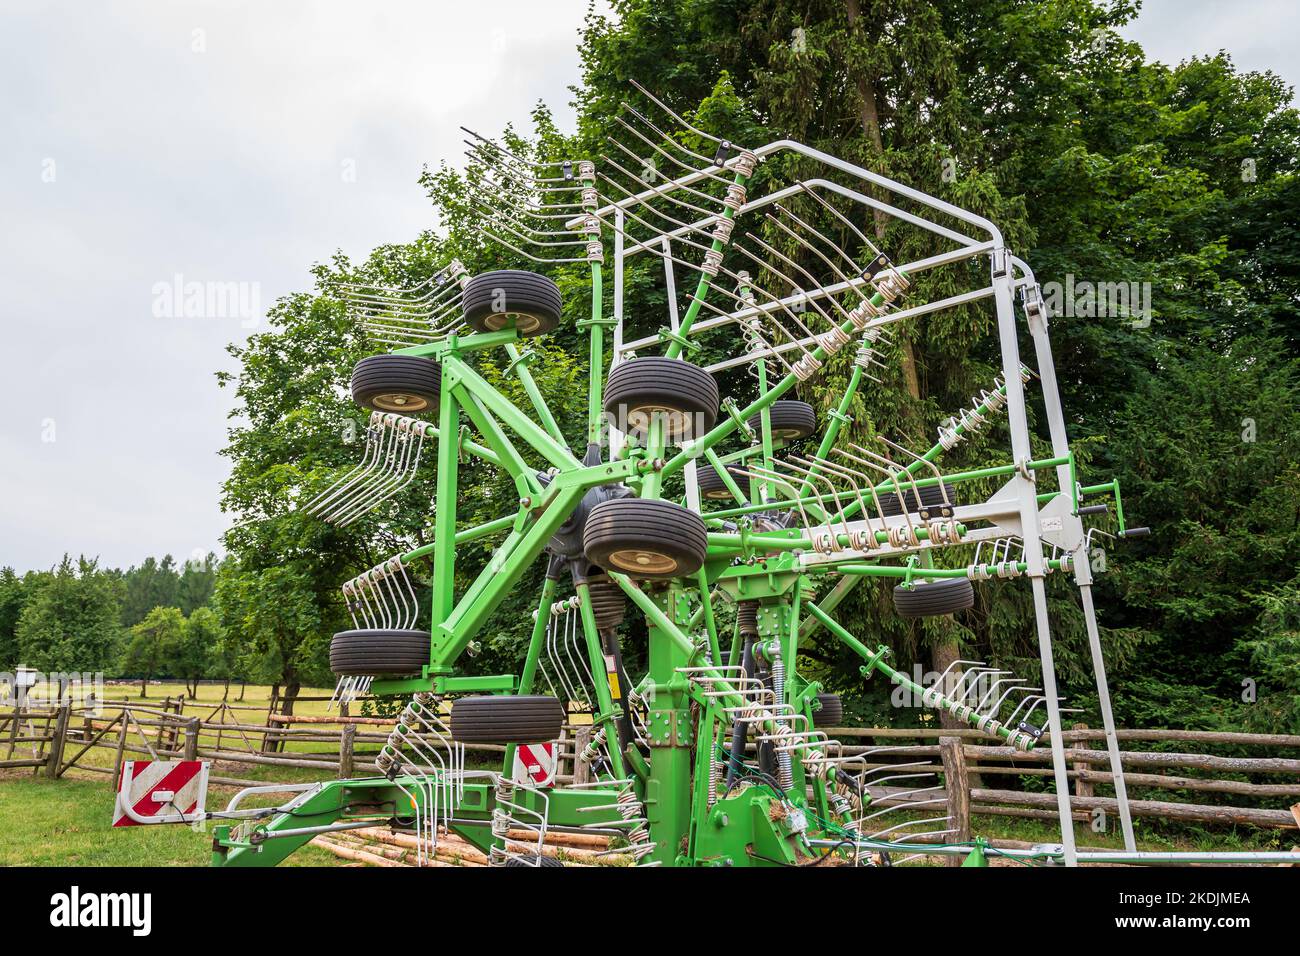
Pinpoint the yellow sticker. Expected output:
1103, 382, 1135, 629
607, 672, 622, 699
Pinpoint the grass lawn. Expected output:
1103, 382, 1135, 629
0, 773, 341, 867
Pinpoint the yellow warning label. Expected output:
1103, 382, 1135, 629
607, 672, 622, 699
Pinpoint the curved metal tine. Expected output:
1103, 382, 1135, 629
688, 286, 801, 376
784, 456, 853, 543
759, 215, 860, 324
467, 162, 584, 215
868, 441, 926, 512
472, 181, 585, 222
861, 769, 938, 789
974, 676, 1027, 715
461, 126, 572, 172
481, 224, 591, 266
826, 450, 889, 531
397, 560, 420, 630
341, 267, 463, 307
809, 455, 885, 542
341, 582, 361, 630
354, 577, 378, 629
329, 423, 409, 525
859, 789, 947, 823
734, 464, 817, 529
382, 560, 412, 630
561, 606, 590, 708
744, 229, 852, 325
471, 192, 585, 239
359, 573, 384, 629
614, 108, 733, 189
948, 665, 999, 701
712, 263, 824, 361
848, 442, 925, 514
959, 669, 1010, 705
566, 607, 599, 706
605, 126, 729, 199
876, 435, 952, 509
869, 815, 954, 842
771, 196, 876, 297
369, 571, 393, 629
598, 150, 720, 221
728, 243, 828, 342
1004, 692, 1046, 727
473, 201, 590, 247
371, 567, 397, 630
463, 141, 579, 190
626, 80, 731, 150
795, 181, 886, 265
303, 415, 384, 514
338, 267, 457, 299
834, 444, 911, 516
549, 608, 581, 708
318, 416, 405, 519
538, 618, 561, 701
337, 422, 425, 525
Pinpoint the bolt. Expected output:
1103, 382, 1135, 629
519, 497, 532, 508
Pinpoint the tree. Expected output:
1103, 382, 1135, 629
120, 606, 185, 698
177, 553, 219, 615
120, 555, 181, 628
171, 607, 222, 699
0, 568, 26, 669
16, 556, 124, 675
214, 562, 329, 717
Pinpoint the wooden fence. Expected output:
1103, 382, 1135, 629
3, 697, 1298, 840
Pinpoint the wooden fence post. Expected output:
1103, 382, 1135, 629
45, 704, 71, 778
339, 723, 356, 780
940, 736, 971, 866
573, 726, 592, 786
183, 717, 201, 761
110, 711, 128, 792
1072, 722, 1095, 800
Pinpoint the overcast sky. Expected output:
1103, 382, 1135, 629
1, 1, 1295, 574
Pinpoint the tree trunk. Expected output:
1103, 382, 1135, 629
930, 638, 962, 731
222, 679, 230, 702
238, 681, 246, 702
843, 0, 921, 402
140, 677, 147, 699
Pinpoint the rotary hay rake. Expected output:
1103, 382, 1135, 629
198, 82, 1278, 869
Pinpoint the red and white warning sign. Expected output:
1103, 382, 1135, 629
113, 760, 209, 827
512, 742, 556, 788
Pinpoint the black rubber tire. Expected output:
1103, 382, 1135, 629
747, 400, 817, 441
602, 357, 719, 442
697, 463, 745, 501
504, 854, 564, 867
813, 692, 843, 727
450, 695, 565, 745
877, 481, 958, 518
329, 629, 430, 676
586, 572, 626, 630
583, 498, 708, 579
892, 578, 975, 618
462, 270, 562, 337
351, 355, 442, 414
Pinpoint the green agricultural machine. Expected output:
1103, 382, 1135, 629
206, 83, 1156, 868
